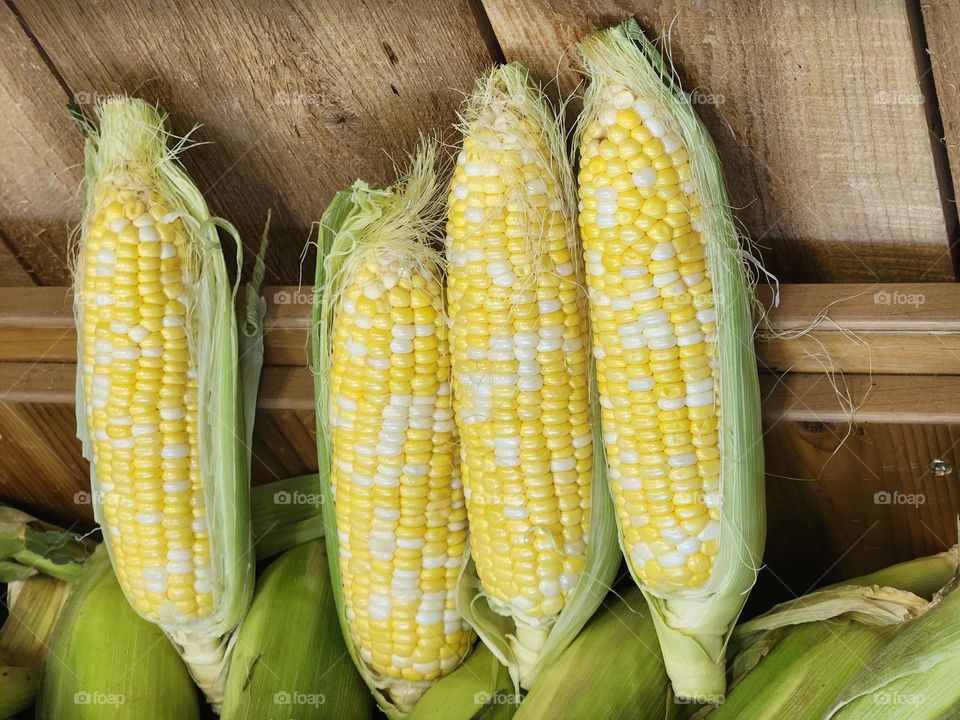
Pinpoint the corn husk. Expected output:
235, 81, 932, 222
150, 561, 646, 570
72, 97, 260, 706
409, 644, 517, 720
38, 548, 202, 720
697, 546, 959, 718
0, 506, 94, 583
516, 584, 675, 720
312, 144, 474, 717
576, 19, 765, 700
450, 61, 621, 693
221, 539, 371, 719
249, 473, 325, 559
0, 666, 36, 720
827, 575, 960, 718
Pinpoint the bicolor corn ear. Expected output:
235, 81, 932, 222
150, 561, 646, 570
447, 62, 620, 690
312, 141, 475, 718
576, 18, 765, 700
72, 97, 255, 709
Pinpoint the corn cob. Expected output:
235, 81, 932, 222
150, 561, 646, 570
38, 548, 202, 720
313, 145, 474, 717
72, 97, 256, 707
222, 539, 372, 719
576, 20, 764, 699
447, 62, 619, 689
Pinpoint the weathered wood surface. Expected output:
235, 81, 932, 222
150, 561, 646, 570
2, 0, 496, 285
482, 0, 954, 281
5, 284, 960, 375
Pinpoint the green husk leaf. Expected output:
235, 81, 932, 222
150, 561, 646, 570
826, 544, 958, 599
313, 143, 465, 718
708, 621, 899, 720
0, 575, 74, 669
222, 539, 371, 719
451, 61, 621, 693
0, 506, 94, 583
409, 644, 518, 720
516, 583, 675, 720
72, 97, 254, 706
250, 474, 325, 559
0, 666, 37, 720
576, 20, 765, 700
827, 577, 960, 718
38, 547, 202, 720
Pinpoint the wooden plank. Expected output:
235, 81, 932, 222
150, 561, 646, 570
13, 0, 495, 285
5, 284, 960, 375
482, 0, 952, 281
0, 3, 83, 285
760, 420, 959, 599
922, 0, 960, 232
759, 374, 960, 425
1, 357, 956, 427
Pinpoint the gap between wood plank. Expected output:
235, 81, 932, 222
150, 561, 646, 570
906, 0, 960, 278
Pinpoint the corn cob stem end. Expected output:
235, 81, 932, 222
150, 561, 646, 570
167, 630, 230, 712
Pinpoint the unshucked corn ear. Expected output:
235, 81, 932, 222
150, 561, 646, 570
72, 97, 257, 706
313, 144, 474, 717
827, 574, 960, 719
708, 585, 928, 720
38, 548, 202, 720
516, 583, 674, 720
576, 19, 764, 699
410, 644, 516, 720
447, 62, 620, 690
0, 575, 73, 719
222, 539, 372, 719
409, 644, 517, 720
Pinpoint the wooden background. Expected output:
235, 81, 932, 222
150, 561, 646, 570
2, 0, 960, 606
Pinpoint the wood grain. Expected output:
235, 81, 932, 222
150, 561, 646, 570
6, 284, 960, 376
9, 0, 495, 285
759, 420, 959, 602
0, 3, 83, 286
482, 0, 953, 281
922, 0, 960, 227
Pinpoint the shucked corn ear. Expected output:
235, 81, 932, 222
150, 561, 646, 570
222, 539, 372, 719
447, 62, 619, 690
72, 98, 259, 707
38, 547, 202, 720
576, 20, 764, 699
313, 144, 474, 717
